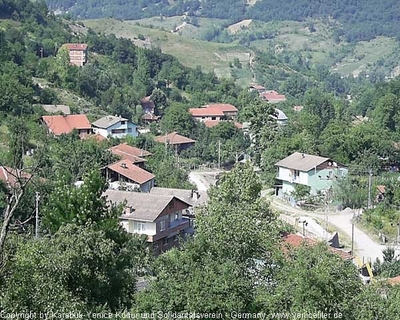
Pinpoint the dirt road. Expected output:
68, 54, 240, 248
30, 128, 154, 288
268, 196, 385, 262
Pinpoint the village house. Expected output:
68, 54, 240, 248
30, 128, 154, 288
92, 115, 138, 139
260, 90, 287, 103
105, 190, 192, 255
154, 132, 196, 153
41, 114, 93, 138
104, 159, 155, 193
189, 103, 238, 122
63, 43, 88, 67
249, 84, 267, 94
150, 187, 208, 222
108, 143, 152, 169
281, 232, 352, 260
41, 104, 71, 115
271, 108, 288, 125
275, 152, 348, 197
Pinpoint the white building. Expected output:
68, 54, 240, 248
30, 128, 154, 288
92, 115, 138, 139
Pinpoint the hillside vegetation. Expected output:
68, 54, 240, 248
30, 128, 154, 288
47, 0, 400, 42
84, 17, 400, 80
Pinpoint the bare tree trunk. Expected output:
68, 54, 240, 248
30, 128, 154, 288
0, 189, 26, 256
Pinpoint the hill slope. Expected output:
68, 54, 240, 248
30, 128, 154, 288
47, 0, 400, 42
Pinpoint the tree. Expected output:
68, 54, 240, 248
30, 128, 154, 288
303, 89, 336, 132
135, 163, 278, 313
241, 98, 278, 169
160, 103, 195, 137
1, 224, 143, 313
42, 170, 122, 240
259, 243, 362, 318
151, 88, 169, 116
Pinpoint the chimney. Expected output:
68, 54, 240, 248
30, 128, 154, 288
191, 190, 199, 201
302, 153, 305, 158
121, 162, 127, 169
125, 205, 134, 214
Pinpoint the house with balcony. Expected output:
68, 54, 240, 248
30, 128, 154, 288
275, 152, 348, 197
104, 159, 155, 193
63, 43, 88, 67
104, 190, 192, 255
92, 115, 138, 139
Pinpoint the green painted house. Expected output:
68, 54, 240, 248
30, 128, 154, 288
275, 152, 348, 197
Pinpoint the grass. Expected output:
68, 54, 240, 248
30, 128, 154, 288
334, 37, 397, 76
83, 18, 254, 85
84, 16, 399, 84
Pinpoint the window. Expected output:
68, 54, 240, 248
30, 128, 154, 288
121, 121, 126, 125
294, 170, 300, 178
111, 129, 126, 134
127, 128, 132, 133
133, 221, 146, 232
211, 117, 216, 120
160, 220, 166, 231
163, 238, 169, 246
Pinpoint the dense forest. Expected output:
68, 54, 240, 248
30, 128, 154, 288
2, 0, 400, 317
46, 0, 400, 42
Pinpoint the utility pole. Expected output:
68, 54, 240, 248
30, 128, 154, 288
368, 168, 373, 209
218, 140, 221, 169
35, 192, 40, 239
351, 220, 355, 255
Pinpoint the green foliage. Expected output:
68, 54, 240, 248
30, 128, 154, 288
259, 243, 361, 317
160, 103, 195, 137
1, 224, 141, 313
135, 163, 277, 312
373, 247, 400, 277
42, 170, 121, 238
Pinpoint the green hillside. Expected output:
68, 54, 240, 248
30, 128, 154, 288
83, 18, 254, 85
84, 17, 399, 79
47, 0, 400, 42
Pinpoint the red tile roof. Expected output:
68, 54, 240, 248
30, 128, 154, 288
377, 185, 386, 194
106, 160, 155, 185
189, 103, 238, 117
282, 233, 353, 260
42, 115, 92, 135
108, 143, 151, 164
155, 132, 196, 145
388, 275, 400, 285
0, 166, 32, 188
203, 120, 243, 129
64, 43, 88, 51
260, 90, 286, 103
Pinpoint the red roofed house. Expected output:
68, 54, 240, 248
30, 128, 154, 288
189, 103, 238, 122
104, 159, 155, 193
260, 90, 287, 103
155, 132, 196, 153
41, 114, 93, 138
282, 233, 353, 260
249, 84, 266, 94
108, 143, 152, 169
63, 43, 88, 67
140, 96, 160, 123
203, 120, 243, 129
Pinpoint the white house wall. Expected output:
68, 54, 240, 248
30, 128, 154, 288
277, 167, 309, 185
121, 220, 157, 236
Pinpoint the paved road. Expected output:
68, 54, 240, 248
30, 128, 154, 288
188, 171, 220, 191
268, 196, 385, 262
189, 174, 387, 262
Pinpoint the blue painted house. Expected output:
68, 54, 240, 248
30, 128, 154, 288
92, 115, 138, 139
275, 152, 348, 197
